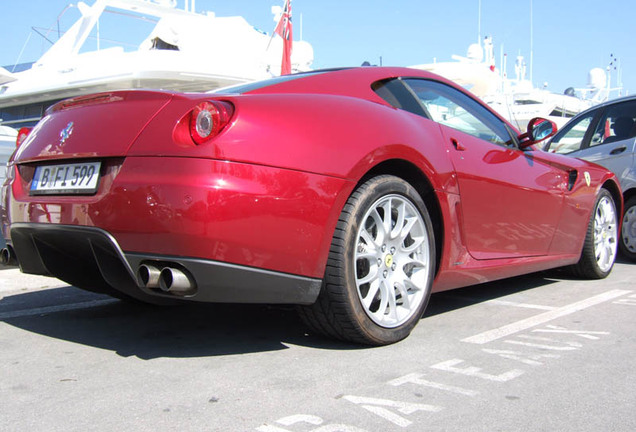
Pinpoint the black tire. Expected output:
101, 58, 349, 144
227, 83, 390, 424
619, 196, 636, 262
298, 175, 436, 345
567, 188, 618, 279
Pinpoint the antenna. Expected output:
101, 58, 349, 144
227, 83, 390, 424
529, 0, 533, 83
478, 0, 481, 44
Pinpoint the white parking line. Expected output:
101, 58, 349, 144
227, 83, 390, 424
388, 373, 480, 396
343, 395, 443, 428
430, 359, 524, 382
462, 289, 631, 345
488, 300, 557, 311
0, 298, 119, 320
532, 325, 610, 340
441, 294, 556, 311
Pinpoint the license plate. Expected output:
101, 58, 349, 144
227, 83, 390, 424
30, 161, 101, 195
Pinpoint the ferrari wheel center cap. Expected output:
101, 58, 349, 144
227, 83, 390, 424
384, 254, 394, 268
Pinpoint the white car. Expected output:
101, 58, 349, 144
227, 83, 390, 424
544, 96, 636, 261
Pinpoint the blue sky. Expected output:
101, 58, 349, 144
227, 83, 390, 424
1, 0, 633, 97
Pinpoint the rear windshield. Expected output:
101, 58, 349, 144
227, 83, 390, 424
210, 74, 308, 95
210, 69, 349, 95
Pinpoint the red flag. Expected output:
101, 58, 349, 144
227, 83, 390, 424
274, 0, 292, 75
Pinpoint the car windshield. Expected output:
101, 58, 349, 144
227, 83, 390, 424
209, 75, 306, 94
209, 70, 336, 95
547, 114, 594, 154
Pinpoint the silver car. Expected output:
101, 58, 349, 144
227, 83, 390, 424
544, 96, 636, 261
0, 125, 17, 188
0, 125, 17, 250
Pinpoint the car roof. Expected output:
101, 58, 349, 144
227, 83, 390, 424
215, 66, 457, 98
213, 66, 517, 130
573, 94, 636, 119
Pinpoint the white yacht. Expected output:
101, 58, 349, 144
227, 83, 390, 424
0, 0, 313, 129
411, 37, 618, 130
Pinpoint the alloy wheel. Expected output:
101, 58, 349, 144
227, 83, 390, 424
354, 194, 431, 328
622, 204, 636, 254
593, 195, 618, 272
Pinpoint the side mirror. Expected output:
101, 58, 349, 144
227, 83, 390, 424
518, 117, 557, 149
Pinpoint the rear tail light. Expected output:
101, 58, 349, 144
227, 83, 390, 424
173, 100, 234, 147
189, 101, 233, 145
16, 127, 32, 148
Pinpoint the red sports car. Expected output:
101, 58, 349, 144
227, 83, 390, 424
0, 67, 622, 345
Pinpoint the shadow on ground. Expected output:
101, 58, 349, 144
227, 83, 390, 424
0, 267, 619, 359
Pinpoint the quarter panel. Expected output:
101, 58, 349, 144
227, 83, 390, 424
129, 94, 456, 191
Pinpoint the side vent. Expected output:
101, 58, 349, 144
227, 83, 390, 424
568, 170, 578, 191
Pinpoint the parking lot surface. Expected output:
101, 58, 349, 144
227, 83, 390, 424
1, 261, 634, 431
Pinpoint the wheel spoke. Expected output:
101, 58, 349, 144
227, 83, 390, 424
380, 200, 393, 239
386, 284, 399, 321
395, 281, 412, 310
596, 244, 607, 268
356, 262, 379, 285
361, 280, 381, 309
390, 201, 406, 240
401, 257, 429, 272
401, 235, 426, 255
358, 228, 379, 252
399, 216, 417, 240
594, 235, 603, 249
375, 281, 390, 319
356, 250, 376, 260
369, 208, 387, 245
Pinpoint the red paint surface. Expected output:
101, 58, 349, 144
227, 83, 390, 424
3, 67, 621, 292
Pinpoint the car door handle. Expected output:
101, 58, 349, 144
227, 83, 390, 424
610, 146, 627, 155
451, 138, 466, 151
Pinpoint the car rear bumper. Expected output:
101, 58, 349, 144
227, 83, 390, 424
5, 156, 353, 279
8, 223, 322, 305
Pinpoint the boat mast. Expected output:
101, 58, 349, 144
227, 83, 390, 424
477, 0, 481, 44
529, 0, 533, 84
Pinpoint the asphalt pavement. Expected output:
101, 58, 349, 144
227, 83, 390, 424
0, 259, 634, 431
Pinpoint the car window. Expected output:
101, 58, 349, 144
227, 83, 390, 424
402, 79, 515, 147
546, 113, 595, 154
371, 79, 428, 118
209, 70, 339, 94
590, 101, 636, 147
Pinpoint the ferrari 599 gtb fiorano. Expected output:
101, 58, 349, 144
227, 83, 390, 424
0, 67, 622, 345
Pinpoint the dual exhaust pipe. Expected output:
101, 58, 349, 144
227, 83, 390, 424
2, 247, 195, 296
1, 245, 18, 267
137, 263, 196, 295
